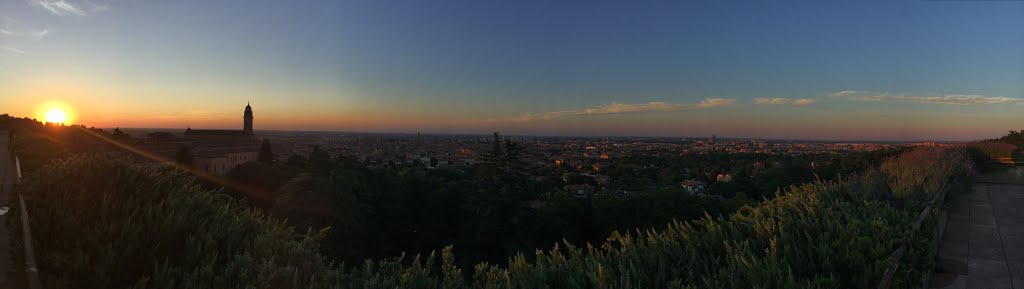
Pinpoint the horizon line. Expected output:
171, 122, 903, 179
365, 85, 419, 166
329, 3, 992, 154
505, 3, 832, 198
107, 126, 981, 143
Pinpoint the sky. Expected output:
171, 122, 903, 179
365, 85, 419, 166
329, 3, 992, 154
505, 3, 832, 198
1, 0, 1023, 141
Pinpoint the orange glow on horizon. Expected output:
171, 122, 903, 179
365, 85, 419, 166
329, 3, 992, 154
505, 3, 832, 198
36, 101, 76, 125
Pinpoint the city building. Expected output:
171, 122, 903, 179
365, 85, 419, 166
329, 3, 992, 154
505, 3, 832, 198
124, 103, 260, 175
680, 179, 706, 195
184, 103, 259, 174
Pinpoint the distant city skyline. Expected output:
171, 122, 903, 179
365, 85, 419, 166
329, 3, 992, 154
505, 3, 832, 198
1, 1, 1022, 141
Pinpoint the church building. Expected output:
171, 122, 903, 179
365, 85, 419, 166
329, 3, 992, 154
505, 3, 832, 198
183, 103, 260, 174
184, 103, 255, 140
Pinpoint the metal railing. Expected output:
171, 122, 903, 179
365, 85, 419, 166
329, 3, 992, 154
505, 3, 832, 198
8, 133, 42, 289
876, 182, 950, 289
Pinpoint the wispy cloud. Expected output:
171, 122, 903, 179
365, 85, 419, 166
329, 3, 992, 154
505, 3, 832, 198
30, 29, 49, 41
85, 0, 110, 12
0, 16, 47, 43
2, 16, 23, 36
754, 98, 817, 106
1, 46, 27, 54
832, 90, 1018, 105
512, 98, 735, 121
34, 0, 87, 16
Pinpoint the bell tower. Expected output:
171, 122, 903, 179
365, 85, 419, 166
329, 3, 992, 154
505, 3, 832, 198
243, 102, 253, 134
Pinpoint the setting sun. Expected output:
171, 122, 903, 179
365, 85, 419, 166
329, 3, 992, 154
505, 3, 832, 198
45, 108, 69, 124
36, 101, 75, 125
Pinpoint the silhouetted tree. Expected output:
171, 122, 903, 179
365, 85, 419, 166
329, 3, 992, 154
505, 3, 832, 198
501, 139, 527, 177
258, 138, 274, 164
996, 130, 1024, 147
112, 127, 129, 140
174, 146, 192, 168
286, 154, 307, 168
478, 132, 526, 178
224, 161, 292, 210
478, 132, 504, 168
310, 145, 332, 176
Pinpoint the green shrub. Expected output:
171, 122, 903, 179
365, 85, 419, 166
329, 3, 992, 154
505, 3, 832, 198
12, 147, 973, 289
11, 154, 342, 289
965, 142, 1016, 160
881, 147, 972, 199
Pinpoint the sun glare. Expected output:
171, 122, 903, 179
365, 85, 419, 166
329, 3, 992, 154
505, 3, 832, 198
45, 108, 69, 124
37, 101, 75, 125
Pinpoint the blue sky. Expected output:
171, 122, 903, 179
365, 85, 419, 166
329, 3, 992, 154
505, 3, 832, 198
1, 0, 1023, 140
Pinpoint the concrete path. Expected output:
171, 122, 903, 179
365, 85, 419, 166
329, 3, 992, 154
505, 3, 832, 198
931, 181, 1024, 289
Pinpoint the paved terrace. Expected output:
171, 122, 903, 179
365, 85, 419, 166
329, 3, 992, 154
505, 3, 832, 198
932, 174, 1024, 289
